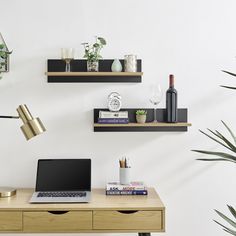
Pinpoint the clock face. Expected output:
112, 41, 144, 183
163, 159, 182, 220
108, 98, 122, 112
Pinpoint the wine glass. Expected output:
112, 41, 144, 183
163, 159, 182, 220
149, 84, 163, 123
61, 48, 75, 72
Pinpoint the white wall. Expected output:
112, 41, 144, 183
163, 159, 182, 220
1, 0, 236, 235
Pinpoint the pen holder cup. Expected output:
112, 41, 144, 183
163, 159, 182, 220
119, 168, 131, 185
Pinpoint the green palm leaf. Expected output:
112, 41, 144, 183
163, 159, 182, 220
199, 129, 233, 152
207, 128, 236, 151
215, 210, 236, 228
214, 220, 236, 235
220, 85, 236, 90
221, 121, 236, 145
228, 206, 236, 219
192, 150, 236, 163
214, 130, 236, 152
222, 70, 236, 77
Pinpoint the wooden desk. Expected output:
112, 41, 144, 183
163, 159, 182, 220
0, 188, 165, 235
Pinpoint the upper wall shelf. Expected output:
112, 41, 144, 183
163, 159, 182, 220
47, 59, 142, 83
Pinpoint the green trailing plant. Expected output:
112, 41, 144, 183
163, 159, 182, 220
221, 70, 236, 90
214, 205, 236, 235
136, 110, 147, 115
0, 43, 11, 79
81, 36, 106, 62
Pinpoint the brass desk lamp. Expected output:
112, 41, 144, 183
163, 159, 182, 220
0, 104, 46, 197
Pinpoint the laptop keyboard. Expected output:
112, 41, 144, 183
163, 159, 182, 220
37, 192, 86, 198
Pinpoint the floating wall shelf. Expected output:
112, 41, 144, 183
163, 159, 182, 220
94, 108, 191, 132
47, 59, 142, 83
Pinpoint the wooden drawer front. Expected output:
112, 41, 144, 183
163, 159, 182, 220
23, 211, 92, 232
93, 210, 163, 230
0, 212, 22, 231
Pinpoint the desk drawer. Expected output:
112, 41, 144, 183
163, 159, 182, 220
23, 211, 92, 232
93, 210, 163, 230
0, 212, 22, 231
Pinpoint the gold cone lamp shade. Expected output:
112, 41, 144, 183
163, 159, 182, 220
17, 105, 46, 140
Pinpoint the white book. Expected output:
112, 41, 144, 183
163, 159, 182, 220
106, 181, 146, 191
99, 111, 128, 118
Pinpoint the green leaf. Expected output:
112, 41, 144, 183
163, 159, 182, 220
214, 220, 236, 235
199, 129, 233, 151
215, 209, 236, 228
221, 121, 236, 145
192, 150, 236, 162
93, 43, 99, 48
222, 70, 236, 77
228, 206, 236, 219
206, 128, 236, 151
196, 158, 235, 162
214, 130, 236, 152
220, 85, 236, 90
97, 37, 106, 45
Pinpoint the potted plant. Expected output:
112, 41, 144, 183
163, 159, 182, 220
0, 43, 11, 79
81, 36, 106, 72
136, 110, 147, 124
192, 68, 236, 235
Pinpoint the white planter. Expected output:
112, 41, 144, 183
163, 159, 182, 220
136, 115, 146, 124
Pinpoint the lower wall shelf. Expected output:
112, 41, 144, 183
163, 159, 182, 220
94, 108, 191, 132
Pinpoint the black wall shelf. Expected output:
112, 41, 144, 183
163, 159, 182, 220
94, 108, 191, 132
47, 59, 142, 83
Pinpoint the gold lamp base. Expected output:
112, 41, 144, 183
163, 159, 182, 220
0, 187, 16, 198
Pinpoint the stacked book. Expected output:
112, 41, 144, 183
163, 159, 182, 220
98, 111, 129, 124
106, 181, 148, 195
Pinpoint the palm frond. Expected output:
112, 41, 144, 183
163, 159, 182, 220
215, 210, 236, 228
221, 121, 236, 145
222, 70, 236, 77
214, 220, 236, 235
199, 129, 233, 152
220, 85, 236, 90
228, 206, 236, 219
192, 150, 236, 163
214, 130, 236, 152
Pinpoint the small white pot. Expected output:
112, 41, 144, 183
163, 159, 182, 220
136, 115, 146, 124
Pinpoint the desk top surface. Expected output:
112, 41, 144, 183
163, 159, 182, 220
0, 188, 164, 211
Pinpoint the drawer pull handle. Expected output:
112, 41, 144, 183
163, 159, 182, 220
48, 211, 69, 215
117, 210, 138, 214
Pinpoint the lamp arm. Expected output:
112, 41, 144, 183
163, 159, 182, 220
0, 116, 19, 119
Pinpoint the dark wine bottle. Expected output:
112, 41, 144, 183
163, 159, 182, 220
166, 74, 178, 123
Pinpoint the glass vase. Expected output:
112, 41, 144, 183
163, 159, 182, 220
87, 60, 99, 72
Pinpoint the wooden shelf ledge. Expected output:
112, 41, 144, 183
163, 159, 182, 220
46, 72, 143, 77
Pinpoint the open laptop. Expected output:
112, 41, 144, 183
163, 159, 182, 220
30, 159, 91, 203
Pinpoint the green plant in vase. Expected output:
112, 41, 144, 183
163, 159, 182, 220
136, 110, 147, 124
0, 43, 11, 79
81, 36, 106, 72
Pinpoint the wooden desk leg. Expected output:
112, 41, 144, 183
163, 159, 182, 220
138, 233, 151, 236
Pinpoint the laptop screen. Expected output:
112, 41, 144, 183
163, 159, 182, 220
36, 159, 91, 192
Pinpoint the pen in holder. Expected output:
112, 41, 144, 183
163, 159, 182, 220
119, 167, 131, 185
119, 157, 131, 185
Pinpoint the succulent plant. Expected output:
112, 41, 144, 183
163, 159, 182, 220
136, 110, 147, 115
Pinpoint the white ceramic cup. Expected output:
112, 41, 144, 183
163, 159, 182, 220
119, 168, 131, 185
